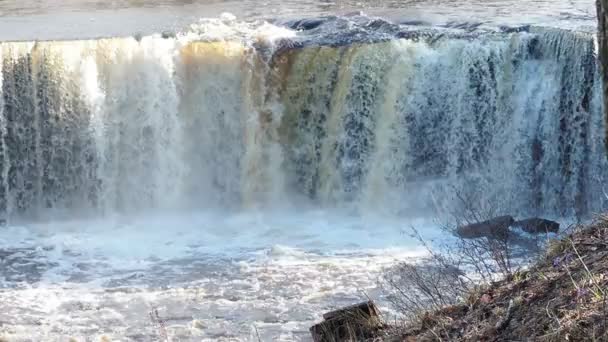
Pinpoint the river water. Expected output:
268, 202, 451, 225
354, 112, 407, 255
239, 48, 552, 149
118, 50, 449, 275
0, 0, 597, 40
0, 1, 603, 341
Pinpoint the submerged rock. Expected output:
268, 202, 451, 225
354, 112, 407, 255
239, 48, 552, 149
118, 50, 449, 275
456, 216, 515, 239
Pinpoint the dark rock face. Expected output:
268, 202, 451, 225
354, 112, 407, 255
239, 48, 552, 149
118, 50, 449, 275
455, 216, 515, 239
512, 218, 560, 234
310, 301, 384, 342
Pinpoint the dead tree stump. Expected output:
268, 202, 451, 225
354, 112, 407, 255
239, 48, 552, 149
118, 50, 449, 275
310, 301, 384, 342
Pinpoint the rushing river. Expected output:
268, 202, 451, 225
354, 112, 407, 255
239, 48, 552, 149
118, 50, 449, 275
0, 1, 603, 341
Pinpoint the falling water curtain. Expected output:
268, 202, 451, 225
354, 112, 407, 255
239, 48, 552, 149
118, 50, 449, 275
597, 0, 608, 155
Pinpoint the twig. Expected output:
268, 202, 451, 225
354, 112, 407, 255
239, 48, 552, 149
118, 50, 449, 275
495, 300, 515, 331
603, 294, 607, 335
569, 239, 606, 298
546, 298, 561, 331
254, 325, 262, 342
149, 307, 169, 342
428, 326, 444, 342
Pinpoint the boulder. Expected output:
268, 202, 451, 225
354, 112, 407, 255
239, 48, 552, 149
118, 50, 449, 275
310, 301, 384, 342
455, 216, 515, 239
161, 31, 176, 39
512, 218, 560, 234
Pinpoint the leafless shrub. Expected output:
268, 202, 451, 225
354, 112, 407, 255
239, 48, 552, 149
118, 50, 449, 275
383, 182, 547, 320
452, 234, 514, 281
432, 182, 547, 280
382, 259, 471, 320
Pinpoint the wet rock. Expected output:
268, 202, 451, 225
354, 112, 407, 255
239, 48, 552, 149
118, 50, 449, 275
500, 25, 531, 33
455, 216, 515, 239
310, 301, 384, 342
512, 218, 560, 234
161, 31, 175, 39
287, 18, 326, 31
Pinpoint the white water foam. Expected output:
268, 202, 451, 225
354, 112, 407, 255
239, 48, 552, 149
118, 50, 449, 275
0, 211, 434, 341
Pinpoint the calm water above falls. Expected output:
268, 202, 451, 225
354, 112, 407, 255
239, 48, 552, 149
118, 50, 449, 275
0, 1, 603, 341
0, 0, 597, 40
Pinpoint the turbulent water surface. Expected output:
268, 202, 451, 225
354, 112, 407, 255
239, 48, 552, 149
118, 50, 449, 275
0, 1, 605, 341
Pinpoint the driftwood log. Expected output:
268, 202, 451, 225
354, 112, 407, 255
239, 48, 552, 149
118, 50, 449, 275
310, 301, 384, 342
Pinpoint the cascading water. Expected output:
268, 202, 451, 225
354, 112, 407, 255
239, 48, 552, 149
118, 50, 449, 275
0, 13, 606, 340
0, 19, 604, 222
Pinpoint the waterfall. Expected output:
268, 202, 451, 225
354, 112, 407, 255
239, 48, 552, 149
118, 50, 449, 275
0, 18, 604, 222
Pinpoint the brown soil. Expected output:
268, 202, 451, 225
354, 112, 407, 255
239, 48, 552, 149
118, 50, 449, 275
392, 216, 608, 342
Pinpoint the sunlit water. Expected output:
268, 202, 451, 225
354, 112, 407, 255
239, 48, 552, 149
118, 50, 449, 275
0, 0, 602, 341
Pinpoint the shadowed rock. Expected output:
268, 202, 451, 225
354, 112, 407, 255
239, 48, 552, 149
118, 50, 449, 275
456, 216, 515, 239
512, 218, 560, 234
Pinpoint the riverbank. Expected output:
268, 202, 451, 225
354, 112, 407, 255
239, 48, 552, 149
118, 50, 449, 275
386, 216, 608, 341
